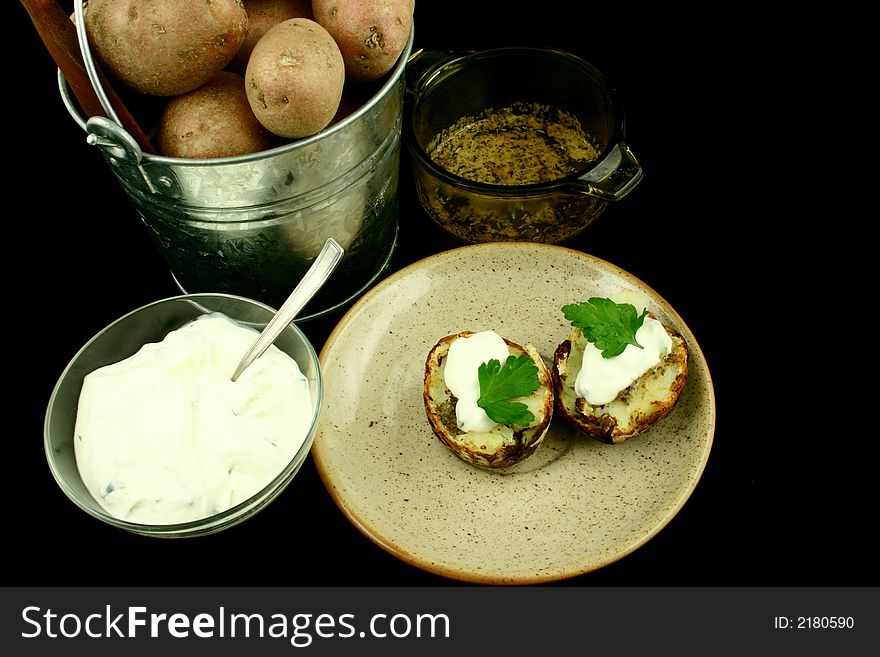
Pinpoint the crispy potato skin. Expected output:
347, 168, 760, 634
157, 71, 276, 158
245, 17, 345, 138
552, 321, 689, 444
312, 0, 413, 82
85, 0, 248, 96
424, 331, 554, 469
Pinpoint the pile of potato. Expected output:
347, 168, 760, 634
82, 0, 414, 158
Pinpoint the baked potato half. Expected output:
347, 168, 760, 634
552, 322, 689, 444
424, 331, 554, 468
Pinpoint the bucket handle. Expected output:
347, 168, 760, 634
72, 0, 120, 126
86, 116, 146, 164
86, 116, 159, 193
67, 0, 155, 158
64, 1, 159, 191
59, 70, 158, 192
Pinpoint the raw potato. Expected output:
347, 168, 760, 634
157, 71, 276, 158
312, 0, 413, 82
423, 331, 554, 469
228, 0, 314, 73
84, 0, 248, 96
245, 18, 345, 138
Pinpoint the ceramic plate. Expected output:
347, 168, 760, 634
312, 243, 715, 584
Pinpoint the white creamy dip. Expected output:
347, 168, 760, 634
444, 331, 510, 433
574, 316, 672, 406
74, 313, 312, 525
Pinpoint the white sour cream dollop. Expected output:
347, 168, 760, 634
443, 331, 510, 433
74, 313, 312, 525
574, 316, 672, 406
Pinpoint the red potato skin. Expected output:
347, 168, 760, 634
311, 0, 413, 82
245, 18, 345, 138
84, 0, 249, 96
228, 0, 314, 74
157, 71, 276, 158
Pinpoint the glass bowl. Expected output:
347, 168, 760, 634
44, 293, 323, 538
406, 47, 643, 244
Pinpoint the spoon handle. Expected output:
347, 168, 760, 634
231, 238, 344, 382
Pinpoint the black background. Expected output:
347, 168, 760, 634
9, 2, 862, 588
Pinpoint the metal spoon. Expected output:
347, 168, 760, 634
231, 238, 344, 382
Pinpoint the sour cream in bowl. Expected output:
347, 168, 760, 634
44, 293, 323, 537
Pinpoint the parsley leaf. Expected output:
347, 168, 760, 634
562, 297, 648, 358
477, 355, 541, 426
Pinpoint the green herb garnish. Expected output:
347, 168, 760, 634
562, 297, 648, 358
477, 355, 541, 426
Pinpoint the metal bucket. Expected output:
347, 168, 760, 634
59, 4, 414, 321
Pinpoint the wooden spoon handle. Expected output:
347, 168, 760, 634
20, 0, 155, 154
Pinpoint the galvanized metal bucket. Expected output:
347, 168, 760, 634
59, 2, 414, 321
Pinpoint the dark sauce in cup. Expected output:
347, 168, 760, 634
426, 102, 599, 185
418, 102, 605, 243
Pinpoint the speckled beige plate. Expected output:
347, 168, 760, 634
312, 243, 715, 584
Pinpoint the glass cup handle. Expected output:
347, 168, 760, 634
568, 142, 643, 201
405, 48, 464, 96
